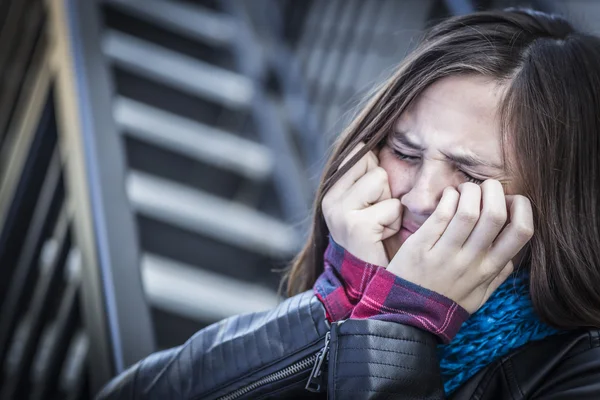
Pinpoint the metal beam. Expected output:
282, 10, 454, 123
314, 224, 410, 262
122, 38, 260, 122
0, 149, 63, 377
0, 43, 51, 232
249, 0, 327, 181
220, 0, 312, 225
48, 0, 156, 392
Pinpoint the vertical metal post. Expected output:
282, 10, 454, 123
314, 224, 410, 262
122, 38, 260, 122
221, 0, 312, 227
48, 0, 155, 393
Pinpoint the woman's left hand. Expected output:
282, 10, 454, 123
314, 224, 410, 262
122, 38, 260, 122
386, 180, 534, 314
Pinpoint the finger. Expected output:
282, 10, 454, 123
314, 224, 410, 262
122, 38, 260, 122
339, 142, 365, 170
360, 198, 402, 238
382, 221, 402, 240
343, 167, 392, 210
328, 144, 379, 200
481, 261, 514, 305
433, 182, 481, 250
486, 195, 534, 268
339, 142, 380, 171
462, 180, 507, 253
408, 187, 460, 249
503, 195, 516, 222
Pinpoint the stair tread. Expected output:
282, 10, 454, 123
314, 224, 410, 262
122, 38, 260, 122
127, 171, 299, 257
102, 30, 253, 109
114, 96, 272, 180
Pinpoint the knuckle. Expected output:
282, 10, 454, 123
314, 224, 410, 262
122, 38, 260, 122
514, 223, 534, 240
502, 262, 515, 276
442, 186, 460, 202
456, 209, 479, 224
479, 261, 499, 279
435, 209, 453, 224
321, 194, 333, 213
322, 206, 336, 225
485, 210, 507, 227
372, 167, 388, 182
389, 198, 401, 208
514, 195, 532, 208
481, 268, 496, 281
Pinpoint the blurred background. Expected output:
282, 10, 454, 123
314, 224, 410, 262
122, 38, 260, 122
0, 0, 596, 398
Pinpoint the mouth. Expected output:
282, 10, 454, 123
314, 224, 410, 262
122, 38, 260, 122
398, 220, 422, 243
399, 226, 415, 242
401, 222, 419, 234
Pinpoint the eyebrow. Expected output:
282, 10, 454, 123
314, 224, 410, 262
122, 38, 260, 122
392, 130, 503, 170
440, 151, 503, 170
392, 131, 426, 151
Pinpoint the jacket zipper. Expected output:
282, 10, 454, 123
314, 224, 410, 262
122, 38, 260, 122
217, 332, 331, 400
305, 331, 331, 392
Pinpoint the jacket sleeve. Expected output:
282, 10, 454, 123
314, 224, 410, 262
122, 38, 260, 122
95, 291, 330, 399
530, 335, 600, 400
328, 318, 446, 399
95, 291, 449, 399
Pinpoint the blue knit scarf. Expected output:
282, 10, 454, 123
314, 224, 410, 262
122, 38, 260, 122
437, 270, 561, 395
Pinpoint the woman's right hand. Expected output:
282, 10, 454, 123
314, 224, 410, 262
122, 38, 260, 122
321, 143, 402, 267
386, 181, 534, 314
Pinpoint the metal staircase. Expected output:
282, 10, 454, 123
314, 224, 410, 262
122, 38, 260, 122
99, 0, 309, 352
4, 0, 571, 398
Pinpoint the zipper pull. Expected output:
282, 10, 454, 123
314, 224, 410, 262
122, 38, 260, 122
305, 331, 331, 392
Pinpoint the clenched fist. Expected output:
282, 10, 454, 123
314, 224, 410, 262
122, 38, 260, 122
322, 143, 402, 267
387, 180, 534, 314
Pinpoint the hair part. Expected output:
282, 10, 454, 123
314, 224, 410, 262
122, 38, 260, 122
285, 8, 600, 330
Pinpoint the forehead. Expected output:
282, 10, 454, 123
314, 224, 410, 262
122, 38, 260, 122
395, 75, 505, 158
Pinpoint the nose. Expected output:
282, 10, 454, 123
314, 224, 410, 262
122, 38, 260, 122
400, 164, 448, 218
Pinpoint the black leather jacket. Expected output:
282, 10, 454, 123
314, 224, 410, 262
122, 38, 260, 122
96, 291, 600, 399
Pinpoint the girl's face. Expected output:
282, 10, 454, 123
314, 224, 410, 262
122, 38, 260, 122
379, 74, 513, 259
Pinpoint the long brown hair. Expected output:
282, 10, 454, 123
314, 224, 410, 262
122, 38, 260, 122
285, 8, 600, 329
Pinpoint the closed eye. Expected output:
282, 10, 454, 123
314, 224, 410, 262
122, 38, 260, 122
393, 148, 485, 184
460, 171, 484, 185
391, 149, 420, 162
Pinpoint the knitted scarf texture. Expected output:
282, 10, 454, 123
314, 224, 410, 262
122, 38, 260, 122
437, 271, 561, 395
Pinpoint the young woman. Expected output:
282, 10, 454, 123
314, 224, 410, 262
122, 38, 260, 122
98, 8, 600, 399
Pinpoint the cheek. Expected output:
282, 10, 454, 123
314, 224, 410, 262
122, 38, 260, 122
379, 156, 414, 197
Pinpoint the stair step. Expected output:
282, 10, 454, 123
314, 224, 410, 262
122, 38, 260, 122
102, 30, 253, 109
142, 253, 280, 322
114, 96, 272, 181
104, 0, 235, 47
127, 171, 298, 257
